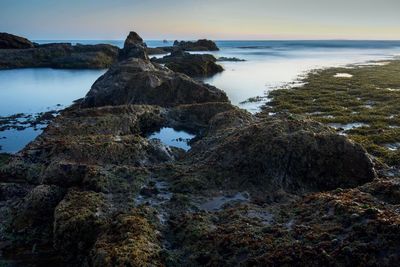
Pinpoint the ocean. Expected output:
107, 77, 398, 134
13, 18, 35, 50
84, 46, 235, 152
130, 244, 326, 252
1, 40, 400, 153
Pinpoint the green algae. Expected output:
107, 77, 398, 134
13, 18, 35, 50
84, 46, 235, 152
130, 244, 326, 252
91, 207, 163, 267
0, 153, 10, 168
264, 60, 400, 167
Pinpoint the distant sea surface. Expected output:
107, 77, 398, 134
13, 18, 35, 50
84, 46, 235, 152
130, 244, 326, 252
1, 40, 400, 152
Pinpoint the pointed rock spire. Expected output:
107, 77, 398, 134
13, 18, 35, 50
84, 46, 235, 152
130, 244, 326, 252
119, 31, 149, 61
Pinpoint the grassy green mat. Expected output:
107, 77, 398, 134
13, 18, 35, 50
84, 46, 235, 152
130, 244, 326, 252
265, 60, 400, 167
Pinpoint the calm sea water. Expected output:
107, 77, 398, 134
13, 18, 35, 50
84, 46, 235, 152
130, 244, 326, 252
1, 40, 400, 153
0, 68, 106, 152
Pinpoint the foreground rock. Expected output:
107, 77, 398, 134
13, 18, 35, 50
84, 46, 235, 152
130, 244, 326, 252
0, 32, 35, 49
170, 178, 400, 266
184, 114, 376, 194
1, 31, 397, 267
153, 50, 224, 77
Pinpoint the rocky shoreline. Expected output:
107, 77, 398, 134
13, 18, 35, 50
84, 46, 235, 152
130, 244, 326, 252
0, 39, 119, 69
0, 32, 221, 70
0, 31, 400, 266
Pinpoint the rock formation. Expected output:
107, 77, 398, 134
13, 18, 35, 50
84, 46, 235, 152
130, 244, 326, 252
187, 114, 376, 194
0, 42, 119, 69
0, 31, 398, 267
0, 33, 221, 70
119, 31, 149, 61
81, 57, 228, 108
0, 33, 119, 69
173, 39, 219, 51
0, 32, 35, 49
153, 50, 224, 77
147, 39, 220, 55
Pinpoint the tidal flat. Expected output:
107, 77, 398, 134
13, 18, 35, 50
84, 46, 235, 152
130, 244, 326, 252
264, 60, 400, 167
1, 31, 400, 266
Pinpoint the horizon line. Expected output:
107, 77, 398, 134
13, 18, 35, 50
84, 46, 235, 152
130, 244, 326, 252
32, 38, 400, 42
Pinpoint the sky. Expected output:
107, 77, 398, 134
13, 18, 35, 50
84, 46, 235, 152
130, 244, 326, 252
0, 0, 399, 40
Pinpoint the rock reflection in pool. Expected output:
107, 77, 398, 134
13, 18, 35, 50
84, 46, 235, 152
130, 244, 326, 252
148, 127, 195, 151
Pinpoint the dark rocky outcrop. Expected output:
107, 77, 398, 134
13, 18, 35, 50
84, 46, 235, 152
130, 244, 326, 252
146, 39, 220, 55
153, 50, 224, 77
173, 39, 219, 51
0, 33, 221, 70
146, 47, 169, 55
0, 43, 119, 69
186, 115, 376, 194
0, 33, 119, 69
81, 58, 229, 108
119, 31, 149, 61
0, 32, 35, 49
217, 56, 246, 62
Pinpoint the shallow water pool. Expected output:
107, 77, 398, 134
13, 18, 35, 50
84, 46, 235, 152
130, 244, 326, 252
148, 127, 195, 151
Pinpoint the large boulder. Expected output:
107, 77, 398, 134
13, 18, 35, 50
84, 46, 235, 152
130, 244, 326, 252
173, 39, 219, 51
81, 58, 229, 108
187, 115, 376, 193
0, 32, 35, 49
153, 50, 224, 77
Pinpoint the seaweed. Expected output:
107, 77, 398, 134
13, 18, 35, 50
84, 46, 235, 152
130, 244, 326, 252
264, 60, 400, 167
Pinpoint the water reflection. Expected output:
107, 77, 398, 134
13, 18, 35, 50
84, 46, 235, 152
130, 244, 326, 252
148, 127, 195, 151
0, 68, 105, 153
201, 44, 400, 113
0, 68, 106, 116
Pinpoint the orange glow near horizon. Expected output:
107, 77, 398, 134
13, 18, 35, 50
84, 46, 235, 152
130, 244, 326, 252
1, 0, 399, 40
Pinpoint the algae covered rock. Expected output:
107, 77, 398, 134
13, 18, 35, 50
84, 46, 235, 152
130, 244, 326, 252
11, 185, 66, 229
4, 104, 177, 186
188, 116, 376, 193
170, 185, 400, 266
90, 208, 163, 267
54, 190, 111, 264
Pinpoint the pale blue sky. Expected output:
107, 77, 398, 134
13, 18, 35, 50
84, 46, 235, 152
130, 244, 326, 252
1, 0, 399, 40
